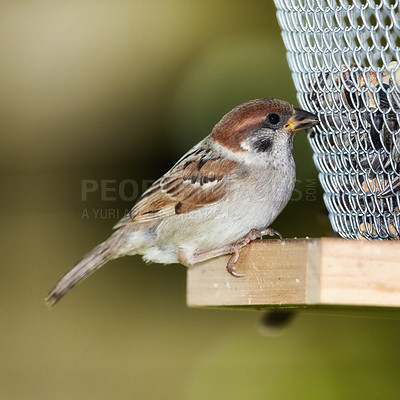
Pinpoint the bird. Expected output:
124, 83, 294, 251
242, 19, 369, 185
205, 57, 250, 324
45, 98, 319, 306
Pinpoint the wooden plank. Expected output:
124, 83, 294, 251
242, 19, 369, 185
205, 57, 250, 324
186, 238, 316, 307
319, 238, 400, 307
186, 237, 400, 309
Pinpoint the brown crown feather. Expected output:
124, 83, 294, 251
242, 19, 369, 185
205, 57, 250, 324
211, 98, 294, 151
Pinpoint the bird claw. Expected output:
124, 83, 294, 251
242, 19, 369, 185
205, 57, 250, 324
226, 248, 245, 278
227, 258, 244, 277
259, 228, 282, 240
228, 268, 245, 278
226, 250, 245, 277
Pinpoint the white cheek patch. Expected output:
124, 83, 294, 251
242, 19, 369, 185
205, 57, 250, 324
212, 138, 274, 168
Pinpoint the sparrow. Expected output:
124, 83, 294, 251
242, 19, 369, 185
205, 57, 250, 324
45, 98, 319, 306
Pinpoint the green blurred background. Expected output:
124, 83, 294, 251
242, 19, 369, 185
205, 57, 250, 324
1, 1, 400, 399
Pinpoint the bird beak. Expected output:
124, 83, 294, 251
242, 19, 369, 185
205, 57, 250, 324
284, 108, 319, 132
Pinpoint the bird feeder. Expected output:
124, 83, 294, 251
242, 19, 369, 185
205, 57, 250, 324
277, 0, 400, 239
187, 0, 400, 313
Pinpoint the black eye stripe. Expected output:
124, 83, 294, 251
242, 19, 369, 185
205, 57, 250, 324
267, 113, 280, 124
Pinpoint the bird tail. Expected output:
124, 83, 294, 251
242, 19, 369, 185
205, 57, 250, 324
45, 229, 127, 307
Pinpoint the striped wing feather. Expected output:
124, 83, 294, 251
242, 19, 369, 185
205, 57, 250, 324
114, 148, 236, 227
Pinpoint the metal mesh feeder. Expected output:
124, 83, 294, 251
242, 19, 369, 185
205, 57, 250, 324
274, 0, 400, 239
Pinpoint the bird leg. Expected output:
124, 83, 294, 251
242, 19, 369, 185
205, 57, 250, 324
178, 227, 282, 278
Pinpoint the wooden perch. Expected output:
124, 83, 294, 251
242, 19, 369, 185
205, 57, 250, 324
186, 237, 400, 310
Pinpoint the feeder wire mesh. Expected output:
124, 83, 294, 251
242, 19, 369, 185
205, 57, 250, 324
274, 0, 400, 239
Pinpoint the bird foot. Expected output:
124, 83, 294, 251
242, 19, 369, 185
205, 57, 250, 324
258, 228, 283, 240
226, 227, 282, 277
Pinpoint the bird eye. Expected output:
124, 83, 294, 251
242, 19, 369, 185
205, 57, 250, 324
267, 113, 280, 124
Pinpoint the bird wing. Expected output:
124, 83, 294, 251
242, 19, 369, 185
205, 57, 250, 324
114, 146, 237, 227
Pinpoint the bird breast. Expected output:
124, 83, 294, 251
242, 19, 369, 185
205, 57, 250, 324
154, 154, 296, 254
